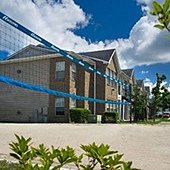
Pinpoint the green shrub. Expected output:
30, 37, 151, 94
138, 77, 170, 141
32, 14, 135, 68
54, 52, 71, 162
87, 114, 97, 123
102, 111, 119, 123
9, 135, 139, 170
70, 108, 91, 123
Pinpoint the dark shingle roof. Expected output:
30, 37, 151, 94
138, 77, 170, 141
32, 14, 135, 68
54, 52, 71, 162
122, 69, 133, 77
145, 86, 150, 93
136, 80, 144, 87
79, 49, 115, 62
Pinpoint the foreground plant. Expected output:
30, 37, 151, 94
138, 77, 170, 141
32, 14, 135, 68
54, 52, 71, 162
150, 0, 170, 33
9, 134, 34, 169
9, 135, 139, 170
80, 143, 137, 170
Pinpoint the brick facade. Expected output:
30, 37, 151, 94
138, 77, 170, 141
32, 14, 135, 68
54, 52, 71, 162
0, 45, 131, 123
0, 58, 50, 122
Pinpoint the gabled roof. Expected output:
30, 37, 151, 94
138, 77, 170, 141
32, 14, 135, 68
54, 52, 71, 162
79, 49, 115, 63
136, 79, 144, 87
8, 44, 56, 60
145, 86, 150, 93
122, 69, 133, 77
120, 70, 130, 80
79, 49, 121, 72
3, 44, 95, 66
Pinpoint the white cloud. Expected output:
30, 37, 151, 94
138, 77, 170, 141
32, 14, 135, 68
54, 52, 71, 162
141, 70, 149, 74
116, 16, 170, 68
144, 78, 170, 93
161, 81, 170, 92
136, 0, 164, 13
144, 78, 154, 89
168, 84, 170, 92
0, 0, 90, 48
0, 0, 170, 69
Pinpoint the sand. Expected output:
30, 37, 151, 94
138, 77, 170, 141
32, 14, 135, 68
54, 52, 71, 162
0, 123, 170, 170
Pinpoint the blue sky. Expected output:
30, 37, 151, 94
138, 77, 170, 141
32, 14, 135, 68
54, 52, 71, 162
0, 50, 9, 60
74, 0, 142, 41
0, 0, 170, 89
135, 62, 170, 86
73, 0, 170, 87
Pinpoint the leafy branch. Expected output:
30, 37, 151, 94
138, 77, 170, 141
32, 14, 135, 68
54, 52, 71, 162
150, 0, 170, 33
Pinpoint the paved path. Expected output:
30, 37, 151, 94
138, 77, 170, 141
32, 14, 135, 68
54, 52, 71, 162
0, 123, 170, 170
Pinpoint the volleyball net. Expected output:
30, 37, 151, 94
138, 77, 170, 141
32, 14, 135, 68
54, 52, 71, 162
0, 11, 130, 122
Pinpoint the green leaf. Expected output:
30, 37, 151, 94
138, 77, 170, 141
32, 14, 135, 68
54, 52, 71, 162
163, 0, 170, 12
150, 11, 157, 15
154, 24, 165, 30
152, 1, 163, 14
10, 153, 21, 160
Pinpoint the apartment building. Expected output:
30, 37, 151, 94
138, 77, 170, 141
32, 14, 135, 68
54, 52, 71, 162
119, 69, 135, 120
81, 49, 120, 114
0, 45, 95, 123
136, 79, 145, 92
0, 44, 141, 123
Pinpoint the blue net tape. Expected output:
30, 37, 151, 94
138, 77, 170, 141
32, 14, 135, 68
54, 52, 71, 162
0, 11, 130, 89
0, 75, 129, 105
0, 11, 131, 104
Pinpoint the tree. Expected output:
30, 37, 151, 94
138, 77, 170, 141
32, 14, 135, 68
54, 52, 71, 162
150, 0, 170, 33
151, 73, 167, 118
161, 87, 170, 110
131, 85, 147, 122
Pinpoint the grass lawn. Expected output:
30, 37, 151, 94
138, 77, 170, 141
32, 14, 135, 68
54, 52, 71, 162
161, 118, 170, 122
0, 160, 19, 170
118, 118, 170, 125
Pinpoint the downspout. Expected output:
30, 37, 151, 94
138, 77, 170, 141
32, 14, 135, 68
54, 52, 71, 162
94, 63, 96, 115
117, 72, 121, 120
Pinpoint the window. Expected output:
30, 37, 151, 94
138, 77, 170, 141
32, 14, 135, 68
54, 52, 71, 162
112, 72, 116, 87
113, 104, 117, 112
71, 63, 76, 81
105, 101, 116, 112
105, 103, 110, 111
17, 69, 22, 74
118, 85, 121, 95
106, 68, 110, 85
110, 104, 114, 112
106, 68, 116, 86
56, 61, 65, 81
55, 97, 65, 115
110, 70, 113, 87
122, 81, 127, 90
71, 98, 76, 108
70, 92, 76, 108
